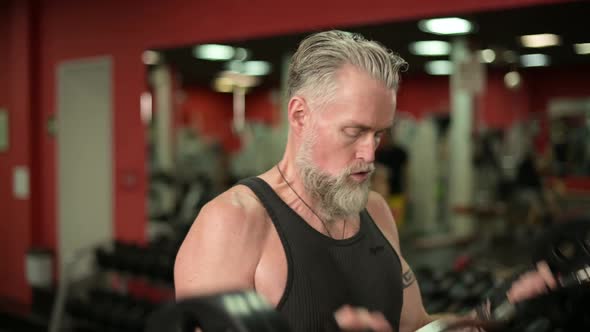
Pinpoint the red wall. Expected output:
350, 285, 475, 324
526, 65, 590, 112
525, 65, 590, 153
179, 87, 280, 153
0, 1, 17, 302
245, 89, 281, 125
479, 70, 530, 129
397, 66, 590, 130
0, 1, 34, 303
179, 65, 589, 165
0, 4, 9, 107
180, 88, 237, 151
0, 0, 574, 304
397, 74, 450, 118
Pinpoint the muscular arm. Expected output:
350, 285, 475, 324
368, 193, 487, 332
174, 189, 268, 299
367, 192, 433, 332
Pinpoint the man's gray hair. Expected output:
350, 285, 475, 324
287, 30, 407, 109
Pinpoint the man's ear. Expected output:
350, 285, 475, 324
287, 96, 310, 137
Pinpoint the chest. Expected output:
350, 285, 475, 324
253, 218, 402, 310
254, 222, 288, 307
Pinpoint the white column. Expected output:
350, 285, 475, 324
232, 86, 246, 134
151, 65, 174, 172
150, 65, 175, 220
448, 38, 475, 236
409, 118, 439, 233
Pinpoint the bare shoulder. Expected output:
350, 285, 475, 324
174, 184, 269, 298
180, 184, 270, 251
200, 184, 267, 227
366, 191, 401, 252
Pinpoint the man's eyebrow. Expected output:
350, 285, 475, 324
343, 122, 393, 131
377, 125, 393, 132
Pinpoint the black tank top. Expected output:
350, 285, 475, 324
239, 177, 403, 332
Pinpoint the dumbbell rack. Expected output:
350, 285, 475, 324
50, 239, 180, 332
415, 265, 498, 315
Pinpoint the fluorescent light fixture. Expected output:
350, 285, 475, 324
504, 71, 522, 89
520, 53, 550, 67
142, 50, 160, 65
425, 60, 453, 75
243, 61, 272, 76
226, 60, 271, 76
574, 43, 590, 55
418, 17, 474, 35
226, 60, 244, 73
410, 41, 451, 56
479, 49, 496, 63
193, 44, 235, 61
520, 33, 561, 48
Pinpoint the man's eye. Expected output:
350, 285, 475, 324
375, 132, 384, 144
344, 128, 362, 137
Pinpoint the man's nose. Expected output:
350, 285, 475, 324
356, 136, 377, 164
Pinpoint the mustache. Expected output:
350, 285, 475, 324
345, 163, 375, 175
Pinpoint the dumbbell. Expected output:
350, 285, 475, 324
150, 235, 180, 256
118, 242, 147, 275
425, 297, 452, 314
66, 297, 90, 321
439, 271, 459, 291
447, 281, 471, 311
96, 247, 116, 271
122, 299, 153, 332
144, 252, 174, 283
87, 289, 136, 329
459, 269, 495, 307
415, 266, 437, 297
469, 272, 495, 302
146, 290, 292, 332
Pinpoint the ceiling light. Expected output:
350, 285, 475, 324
574, 43, 590, 55
226, 60, 244, 73
243, 61, 272, 76
213, 76, 235, 93
225, 60, 271, 76
425, 60, 453, 75
479, 49, 496, 63
520, 54, 550, 67
410, 41, 451, 56
234, 48, 250, 61
193, 44, 235, 61
520, 33, 561, 48
418, 17, 474, 35
504, 71, 522, 89
142, 50, 160, 65
217, 71, 260, 89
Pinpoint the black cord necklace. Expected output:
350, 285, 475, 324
276, 164, 347, 240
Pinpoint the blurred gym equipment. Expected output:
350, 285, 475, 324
146, 290, 292, 332
143, 219, 590, 332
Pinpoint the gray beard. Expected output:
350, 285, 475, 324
295, 139, 373, 221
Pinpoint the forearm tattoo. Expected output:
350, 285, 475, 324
402, 269, 416, 289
